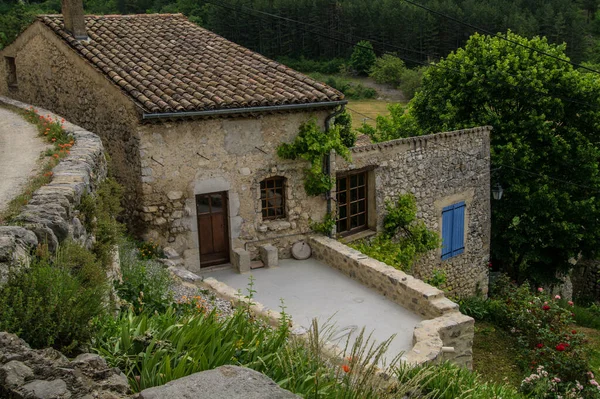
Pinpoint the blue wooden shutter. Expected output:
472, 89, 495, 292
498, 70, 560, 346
451, 202, 465, 257
441, 205, 454, 260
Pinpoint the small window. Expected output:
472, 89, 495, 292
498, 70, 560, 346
260, 177, 285, 220
5, 57, 17, 88
336, 171, 368, 235
441, 201, 466, 260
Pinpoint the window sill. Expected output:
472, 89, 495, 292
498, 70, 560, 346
257, 219, 295, 233
338, 229, 376, 244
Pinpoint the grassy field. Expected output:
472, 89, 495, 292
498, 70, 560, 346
346, 100, 396, 129
472, 321, 523, 388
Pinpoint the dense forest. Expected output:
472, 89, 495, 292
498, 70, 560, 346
1, 0, 600, 65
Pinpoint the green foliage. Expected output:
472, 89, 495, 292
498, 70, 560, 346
398, 66, 427, 100
310, 73, 377, 100
334, 110, 356, 148
277, 118, 350, 196
409, 31, 600, 284
397, 361, 526, 399
115, 240, 173, 315
350, 40, 376, 75
462, 275, 600, 396
136, 239, 164, 260
310, 212, 335, 236
370, 54, 406, 87
0, 241, 108, 354
77, 177, 125, 268
358, 103, 423, 143
350, 194, 439, 271
426, 268, 448, 289
276, 56, 347, 74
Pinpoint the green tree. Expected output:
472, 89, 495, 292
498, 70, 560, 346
369, 54, 406, 87
350, 40, 376, 75
410, 31, 600, 283
358, 104, 423, 143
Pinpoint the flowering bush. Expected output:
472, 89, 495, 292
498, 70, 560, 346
136, 239, 164, 260
521, 366, 600, 399
490, 275, 594, 396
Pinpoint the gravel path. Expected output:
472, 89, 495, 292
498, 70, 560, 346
0, 106, 49, 214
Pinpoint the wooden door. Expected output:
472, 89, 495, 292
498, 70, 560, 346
196, 192, 230, 267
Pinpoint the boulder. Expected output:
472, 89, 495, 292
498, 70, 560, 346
137, 365, 300, 399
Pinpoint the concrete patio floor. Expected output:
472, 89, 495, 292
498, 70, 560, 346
204, 258, 423, 360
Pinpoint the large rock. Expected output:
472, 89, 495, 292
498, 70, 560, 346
0, 332, 129, 398
137, 365, 300, 399
0, 227, 37, 284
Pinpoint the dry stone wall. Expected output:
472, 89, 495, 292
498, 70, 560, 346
335, 127, 492, 297
309, 235, 474, 368
0, 96, 107, 283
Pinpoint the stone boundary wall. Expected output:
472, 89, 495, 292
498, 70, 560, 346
0, 96, 107, 283
337, 126, 491, 298
572, 258, 600, 302
309, 235, 474, 368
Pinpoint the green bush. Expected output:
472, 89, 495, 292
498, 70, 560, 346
115, 240, 173, 314
357, 103, 423, 143
398, 66, 427, 100
136, 239, 164, 260
334, 110, 357, 148
276, 56, 347, 74
0, 241, 108, 354
349, 194, 439, 272
351, 40, 376, 75
309, 73, 377, 100
370, 54, 406, 87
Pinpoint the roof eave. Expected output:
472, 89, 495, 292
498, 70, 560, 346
141, 100, 348, 120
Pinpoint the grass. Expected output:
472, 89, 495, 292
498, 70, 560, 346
472, 321, 523, 388
347, 99, 396, 129
580, 326, 600, 373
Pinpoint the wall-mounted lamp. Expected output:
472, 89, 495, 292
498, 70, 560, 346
492, 183, 504, 200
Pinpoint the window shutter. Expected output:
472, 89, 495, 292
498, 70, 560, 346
441, 205, 454, 260
451, 202, 465, 256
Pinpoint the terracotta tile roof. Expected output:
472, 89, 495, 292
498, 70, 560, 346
39, 14, 344, 114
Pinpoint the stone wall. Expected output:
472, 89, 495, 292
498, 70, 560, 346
0, 96, 107, 283
136, 111, 332, 272
335, 127, 492, 297
309, 235, 474, 368
572, 259, 600, 302
0, 22, 142, 227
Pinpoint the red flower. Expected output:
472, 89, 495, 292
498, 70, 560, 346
543, 305, 551, 311
572, 330, 577, 334
342, 365, 350, 373
556, 344, 566, 351
536, 343, 544, 348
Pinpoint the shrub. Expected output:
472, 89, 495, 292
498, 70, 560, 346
77, 178, 125, 268
136, 239, 164, 260
370, 54, 406, 87
351, 40, 376, 75
349, 194, 438, 272
115, 240, 173, 314
276, 56, 347, 74
483, 275, 594, 394
310, 73, 377, 100
357, 103, 423, 143
398, 66, 427, 100
334, 110, 357, 148
0, 241, 108, 354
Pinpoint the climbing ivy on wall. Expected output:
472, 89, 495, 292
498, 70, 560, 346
277, 118, 350, 196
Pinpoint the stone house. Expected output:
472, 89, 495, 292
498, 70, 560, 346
0, 1, 491, 296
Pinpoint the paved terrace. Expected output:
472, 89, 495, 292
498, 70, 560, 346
205, 258, 423, 358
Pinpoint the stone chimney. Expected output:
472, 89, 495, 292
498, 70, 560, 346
61, 0, 87, 40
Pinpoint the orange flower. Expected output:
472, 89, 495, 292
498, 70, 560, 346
51, 138, 56, 142
342, 365, 350, 373
53, 154, 59, 158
